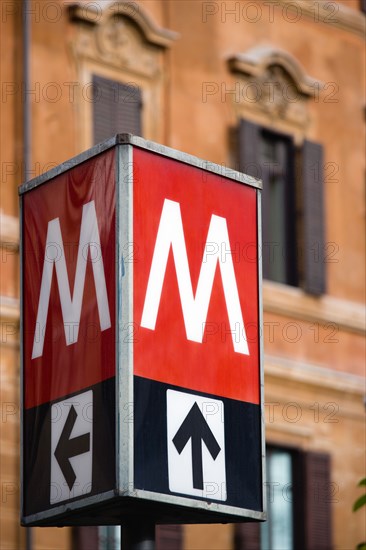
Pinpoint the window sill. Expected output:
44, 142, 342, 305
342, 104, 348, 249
262, 280, 365, 335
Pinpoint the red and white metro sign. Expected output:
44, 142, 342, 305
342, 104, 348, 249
20, 135, 265, 526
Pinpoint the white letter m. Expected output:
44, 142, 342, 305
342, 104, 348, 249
31, 200, 111, 359
141, 199, 249, 355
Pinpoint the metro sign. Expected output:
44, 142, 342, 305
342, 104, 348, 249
20, 134, 265, 526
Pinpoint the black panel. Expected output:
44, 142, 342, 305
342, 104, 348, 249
23, 377, 116, 517
23, 375, 264, 525
134, 376, 263, 512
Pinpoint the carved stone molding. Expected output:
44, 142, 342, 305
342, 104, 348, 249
94, 16, 160, 77
67, 2, 176, 149
229, 46, 319, 96
68, 1, 179, 47
228, 46, 321, 127
68, 1, 178, 75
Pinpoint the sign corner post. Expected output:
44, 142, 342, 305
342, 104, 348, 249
121, 522, 155, 550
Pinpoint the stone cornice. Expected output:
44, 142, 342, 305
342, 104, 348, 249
265, 354, 365, 395
276, 0, 366, 38
263, 280, 366, 335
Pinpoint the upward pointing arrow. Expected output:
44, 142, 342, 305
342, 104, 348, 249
172, 402, 221, 490
54, 405, 91, 490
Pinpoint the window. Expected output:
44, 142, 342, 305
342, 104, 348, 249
69, 1, 177, 150
261, 448, 294, 550
234, 448, 333, 550
99, 526, 120, 550
239, 119, 326, 295
259, 130, 297, 286
92, 75, 142, 145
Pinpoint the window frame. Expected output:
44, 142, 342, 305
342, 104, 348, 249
259, 127, 298, 287
238, 118, 326, 296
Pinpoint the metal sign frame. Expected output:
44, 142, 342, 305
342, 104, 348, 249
20, 134, 266, 526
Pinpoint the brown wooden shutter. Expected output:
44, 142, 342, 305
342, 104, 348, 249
238, 119, 266, 246
92, 75, 142, 145
72, 526, 99, 550
238, 119, 272, 279
238, 120, 265, 233
303, 451, 333, 550
234, 523, 260, 550
238, 119, 261, 179
156, 525, 183, 550
302, 140, 326, 295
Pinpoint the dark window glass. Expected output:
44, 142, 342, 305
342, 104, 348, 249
259, 130, 297, 286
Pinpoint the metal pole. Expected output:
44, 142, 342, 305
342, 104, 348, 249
23, 0, 32, 182
25, 529, 32, 550
23, 1, 32, 548
121, 523, 155, 550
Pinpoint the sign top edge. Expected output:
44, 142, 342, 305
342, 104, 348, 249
119, 134, 262, 189
18, 133, 262, 195
18, 135, 119, 195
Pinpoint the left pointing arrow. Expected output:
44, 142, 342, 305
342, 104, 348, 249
54, 405, 91, 490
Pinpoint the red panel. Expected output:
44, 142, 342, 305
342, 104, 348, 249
133, 148, 260, 404
23, 150, 116, 409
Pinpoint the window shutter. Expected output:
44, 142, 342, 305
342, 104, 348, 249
234, 523, 260, 550
238, 119, 261, 179
238, 120, 265, 232
73, 527, 99, 550
156, 525, 183, 550
303, 451, 333, 550
238, 119, 272, 278
92, 75, 142, 145
302, 140, 326, 295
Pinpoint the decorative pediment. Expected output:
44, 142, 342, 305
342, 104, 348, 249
69, 1, 178, 46
68, 1, 178, 76
228, 46, 322, 126
229, 46, 319, 97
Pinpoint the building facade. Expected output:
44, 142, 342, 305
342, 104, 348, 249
1, 1, 365, 549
